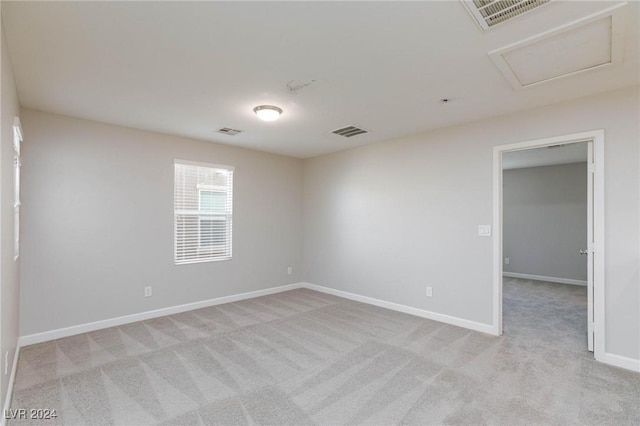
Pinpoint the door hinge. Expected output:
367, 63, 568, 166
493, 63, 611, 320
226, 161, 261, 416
588, 322, 595, 334
588, 163, 596, 174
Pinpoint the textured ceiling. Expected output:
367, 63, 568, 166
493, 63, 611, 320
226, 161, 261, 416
2, 1, 638, 158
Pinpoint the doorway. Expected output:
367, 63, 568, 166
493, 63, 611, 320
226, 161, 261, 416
492, 130, 605, 361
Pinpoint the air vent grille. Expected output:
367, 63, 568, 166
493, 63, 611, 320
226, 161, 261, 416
217, 127, 243, 136
463, 0, 550, 30
331, 125, 368, 138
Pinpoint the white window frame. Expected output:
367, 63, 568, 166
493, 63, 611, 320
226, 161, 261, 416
174, 159, 234, 265
197, 187, 227, 251
13, 117, 23, 261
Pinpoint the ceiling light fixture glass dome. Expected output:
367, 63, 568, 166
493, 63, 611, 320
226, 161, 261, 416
253, 105, 283, 121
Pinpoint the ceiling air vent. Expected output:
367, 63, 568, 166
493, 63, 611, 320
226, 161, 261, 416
217, 127, 242, 136
331, 125, 368, 138
462, 0, 551, 30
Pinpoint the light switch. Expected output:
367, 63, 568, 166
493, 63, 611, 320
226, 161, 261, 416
478, 225, 492, 237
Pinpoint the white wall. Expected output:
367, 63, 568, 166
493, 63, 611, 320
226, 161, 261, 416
503, 162, 588, 282
303, 87, 640, 361
0, 15, 21, 409
20, 109, 303, 336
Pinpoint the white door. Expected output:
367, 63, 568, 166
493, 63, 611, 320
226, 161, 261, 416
586, 141, 594, 352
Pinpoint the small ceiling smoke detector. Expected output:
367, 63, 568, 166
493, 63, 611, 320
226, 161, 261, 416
331, 125, 368, 138
216, 127, 243, 136
253, 105, 283, 121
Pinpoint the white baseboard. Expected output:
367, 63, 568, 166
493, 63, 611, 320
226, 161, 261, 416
16, 280, 638, 375
302, 282, 640, 373
301, 282, 495, 335
1, 344, 20, 426
503, 272, 587, 286
19, 283, 304, 347
597, 352, 640, 373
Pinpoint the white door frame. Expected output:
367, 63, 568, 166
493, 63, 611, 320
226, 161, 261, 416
492, 129, 605, 361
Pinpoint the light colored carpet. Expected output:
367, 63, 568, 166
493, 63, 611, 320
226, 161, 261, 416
9, 279, 640, 425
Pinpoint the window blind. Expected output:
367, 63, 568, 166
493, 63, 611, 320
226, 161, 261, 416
174, 160, 233, 264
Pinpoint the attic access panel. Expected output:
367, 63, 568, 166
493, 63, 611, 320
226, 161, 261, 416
488, 3, 628, 90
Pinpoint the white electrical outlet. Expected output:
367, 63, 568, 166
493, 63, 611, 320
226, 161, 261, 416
287, 267, 292, 275
505, 257, 510, 265
144, 286, 152, 297
426, 286, 433, 297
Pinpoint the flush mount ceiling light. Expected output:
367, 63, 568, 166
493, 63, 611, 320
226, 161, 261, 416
253, 105, 283, 121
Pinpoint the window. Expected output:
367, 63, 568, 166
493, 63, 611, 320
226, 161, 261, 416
13, 117, 23, 261
174, 160, 233, 264
198, 190, 227, 248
